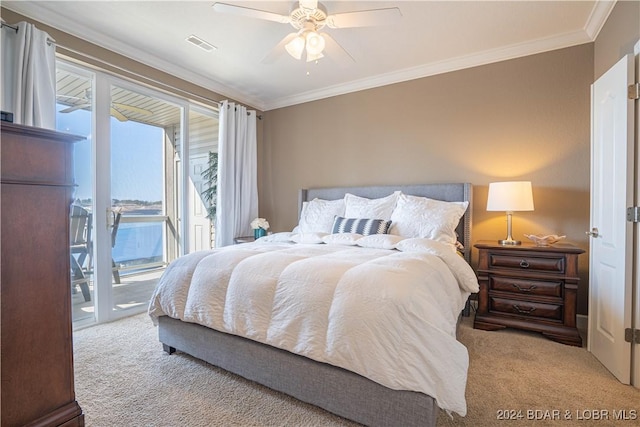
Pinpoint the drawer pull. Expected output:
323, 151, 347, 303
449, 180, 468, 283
513, 305, 536, 315
512, 283, 537, 293
519, 259, 530, 268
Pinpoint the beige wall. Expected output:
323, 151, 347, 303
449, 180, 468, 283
594, 0, 640, 80
262, 44, 594, 313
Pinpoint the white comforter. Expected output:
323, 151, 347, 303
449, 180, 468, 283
148, 239, 479, 416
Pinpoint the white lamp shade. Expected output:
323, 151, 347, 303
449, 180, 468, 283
487, 181, 534, 212
305, 31, 325, 55
285, 35, 305, 60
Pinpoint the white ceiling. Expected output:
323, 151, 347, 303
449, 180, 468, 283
3, 1, 615, 111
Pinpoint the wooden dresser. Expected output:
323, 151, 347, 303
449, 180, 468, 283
473, 240, 585, 346
1, 122, 85, 426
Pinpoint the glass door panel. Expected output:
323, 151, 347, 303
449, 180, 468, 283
56, 65, 95, 325
109, 84, 181, 315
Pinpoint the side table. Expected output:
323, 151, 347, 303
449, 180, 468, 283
473, 240, 585, 346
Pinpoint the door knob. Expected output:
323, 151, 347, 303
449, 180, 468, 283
586, 227, 600, 238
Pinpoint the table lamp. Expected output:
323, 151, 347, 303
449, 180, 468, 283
487, 181, 534, 245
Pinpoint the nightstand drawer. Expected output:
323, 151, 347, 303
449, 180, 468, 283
490, 297, 563, 321
490, 276, 563, 297
489, 253, 565, 273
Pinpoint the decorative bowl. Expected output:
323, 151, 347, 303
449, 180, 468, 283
524, 234, 566, 246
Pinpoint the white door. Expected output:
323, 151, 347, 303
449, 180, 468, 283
588, 54, 634, 384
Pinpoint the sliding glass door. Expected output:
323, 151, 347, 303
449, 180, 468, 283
57, 60, 218, 327
108, 83, 180, 318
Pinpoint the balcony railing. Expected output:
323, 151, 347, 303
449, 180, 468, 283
114, 214, 170, 274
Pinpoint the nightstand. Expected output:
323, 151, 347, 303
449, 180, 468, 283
473, 240, 585, 346
234, 236, 256, 244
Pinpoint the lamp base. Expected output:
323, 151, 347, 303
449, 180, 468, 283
498, 239, 521, 245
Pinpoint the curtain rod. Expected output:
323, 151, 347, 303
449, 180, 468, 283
2, 21, 262, 119
2, 21, 56, 45
1, 22, 17, 31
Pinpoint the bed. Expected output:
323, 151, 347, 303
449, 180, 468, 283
149, 183, 476, 427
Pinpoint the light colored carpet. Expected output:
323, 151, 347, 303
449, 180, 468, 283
74, 313, 639, 426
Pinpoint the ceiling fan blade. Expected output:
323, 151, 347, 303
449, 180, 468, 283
60, 103, 90, 113
212, 2, 291, 24
110, 107, 128, 122
56, 95, 86, 102
261, 33, 298, 64
320, 33, 355, 65
327, 7, 402, 29
112, 103, 153, 116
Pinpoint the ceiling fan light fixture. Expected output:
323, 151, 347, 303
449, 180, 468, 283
285, 34, 305, 60
216, 1, 402, 66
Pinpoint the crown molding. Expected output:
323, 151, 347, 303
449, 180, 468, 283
583, 0, 617, 40
263, 28, 592, 111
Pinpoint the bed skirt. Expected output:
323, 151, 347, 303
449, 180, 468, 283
158, 315, 438, 427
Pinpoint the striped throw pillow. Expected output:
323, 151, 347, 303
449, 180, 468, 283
331, 216, 392, 236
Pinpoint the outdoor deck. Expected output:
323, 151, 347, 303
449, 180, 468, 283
72, 269, 163, 327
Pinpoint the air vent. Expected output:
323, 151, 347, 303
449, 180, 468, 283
186, 35, 217, 52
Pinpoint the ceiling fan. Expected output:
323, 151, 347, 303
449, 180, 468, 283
212, 0, 402, 63
57, 90, 153, 122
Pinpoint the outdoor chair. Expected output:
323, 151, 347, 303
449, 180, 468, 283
111, 208, 122, 284
70, 204, 92, 302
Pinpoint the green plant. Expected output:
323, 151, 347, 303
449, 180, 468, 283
201, 151, 218, 220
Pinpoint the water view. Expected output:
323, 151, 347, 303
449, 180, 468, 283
73, 198, 164, 269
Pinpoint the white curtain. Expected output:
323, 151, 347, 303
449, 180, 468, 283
1, 23, 18, 113
2, 22, 56, 129
215, 100, 258, 247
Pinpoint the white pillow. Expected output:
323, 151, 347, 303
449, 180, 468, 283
389, 194, 468, 245
291, 232, 328, 244
396, 237, 455, 253
356, 234, 405, 250
298, 198, 345, 233
344, 191, 400, 220
322, 233, 362, 246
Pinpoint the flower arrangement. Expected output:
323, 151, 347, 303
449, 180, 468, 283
251, 218, 269, 239
251, 218, 270, 230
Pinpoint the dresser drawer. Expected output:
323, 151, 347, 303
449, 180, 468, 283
488, 253, 565, 273
490, 276, 563, 297
490, 296, 563, 321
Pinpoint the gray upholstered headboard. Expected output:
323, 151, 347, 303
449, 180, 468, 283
298, 183, 473, 262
